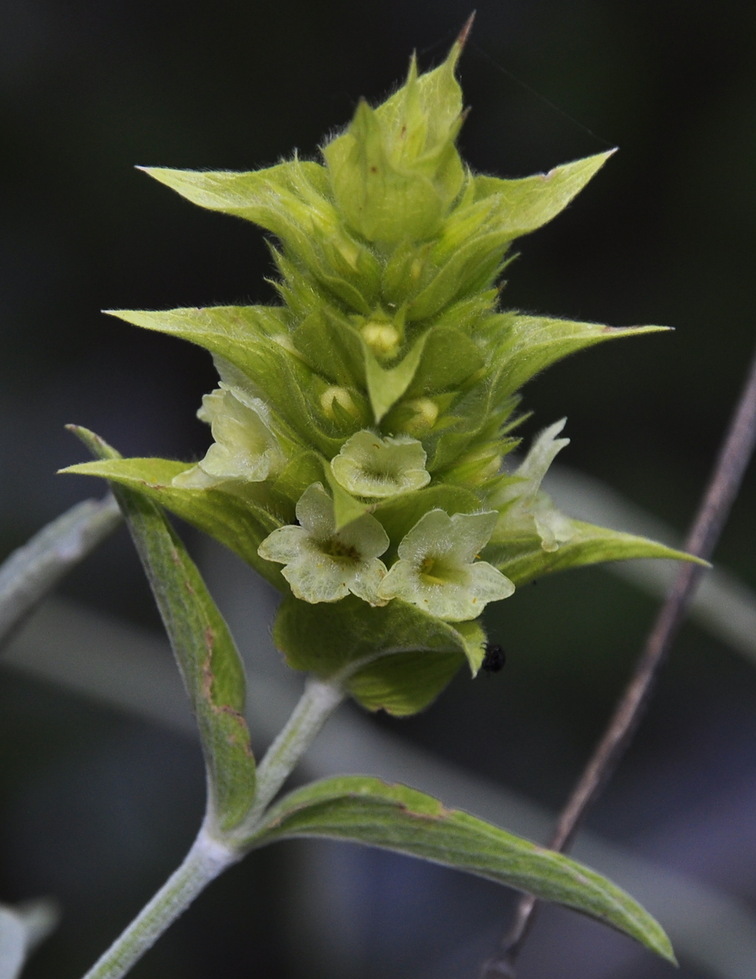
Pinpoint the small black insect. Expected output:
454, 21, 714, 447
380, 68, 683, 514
481, 642, 506, 673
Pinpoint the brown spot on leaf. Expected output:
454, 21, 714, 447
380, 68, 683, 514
217, 705, 254, 756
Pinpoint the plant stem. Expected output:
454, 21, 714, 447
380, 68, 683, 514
480, 345, 756, 977
79, 675, 344, 979
80, 831, 237, 979
0, 494, 121, 648
234, 675, 345, 837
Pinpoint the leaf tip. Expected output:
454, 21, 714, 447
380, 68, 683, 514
63, 425, 121, 461
456, 11, 476, 52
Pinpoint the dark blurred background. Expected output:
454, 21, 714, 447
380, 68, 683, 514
1, 1, 755, 978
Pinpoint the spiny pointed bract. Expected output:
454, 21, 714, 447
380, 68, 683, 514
322, 54, 465, 247
71, 43, 693, 714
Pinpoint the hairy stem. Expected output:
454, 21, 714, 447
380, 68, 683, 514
232, 675, 345, 839
481, 346, 756, 977
80, 832, 237, 979
79, 674, 344, 979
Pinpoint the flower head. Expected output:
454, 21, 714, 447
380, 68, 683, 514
68, 36, 695, 715
378, 510, 515, 621
173, 385, 284, 490
330, 430, 430, 498
258, 483, 389, 605
491, 419, 575, 552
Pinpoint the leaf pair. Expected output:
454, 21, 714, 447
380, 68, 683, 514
65, 426, 674, 965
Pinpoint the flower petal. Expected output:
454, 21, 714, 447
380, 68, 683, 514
258, 484, 389, 605
173, 386, 284, 489
380, 509, 514, 620
331, 430, 430, 498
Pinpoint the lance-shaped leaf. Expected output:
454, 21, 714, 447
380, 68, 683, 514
245, 775, 675, 963
66, 427, 256, 832
493, 313, 668, 399
471, 151, 615, 238
105, 303, 290, 351
486, 517, 705, 586
140, 161, 384, 302
140, 160, 331, 239
61, 456, 285, 587
105, 306, 347, 458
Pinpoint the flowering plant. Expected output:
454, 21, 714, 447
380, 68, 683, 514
50, 24, 697, 977
67, 40, 686, 715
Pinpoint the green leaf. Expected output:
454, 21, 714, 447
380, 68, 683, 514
273, 595, 484, 715
407, 228, 513, 322
141, 161, 387, 306
246, 775, 675, 963
140, 160, 329, 239
105, 306, 339, 452
472, 151, 616, 238
493, 314, 669, 399
406, 326, 484, 397
61, 455, 285, 586
363, 333, 427, 423
0, 496, 121, 647
105, 303, 289, 348
66, 428, 256, 832
486, 518, 705, 586
292, 310, 366, 388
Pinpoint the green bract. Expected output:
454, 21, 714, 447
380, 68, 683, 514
65, 34, 696, 713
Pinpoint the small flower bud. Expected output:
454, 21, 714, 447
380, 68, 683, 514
319, 386, 361, 423
361, 321, 402, 359
389, 397, 439, 436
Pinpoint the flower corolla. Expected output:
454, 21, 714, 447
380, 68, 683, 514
258, 483, 389, 605
378, 509, 515, 621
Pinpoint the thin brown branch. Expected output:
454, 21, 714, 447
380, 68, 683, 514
479, 345, 756, 978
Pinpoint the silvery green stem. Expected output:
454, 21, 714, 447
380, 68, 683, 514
233, 675, 345, 839
79, 675, 344, 979
80, 831, 236, 979
0, 495, 121, 647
